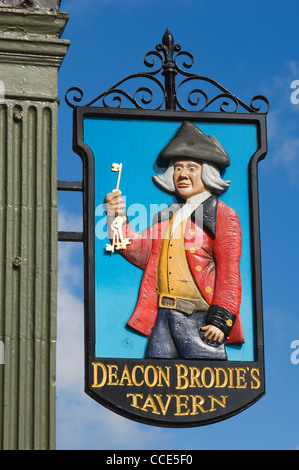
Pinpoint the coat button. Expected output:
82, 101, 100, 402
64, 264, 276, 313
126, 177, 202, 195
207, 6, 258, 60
189, 247, 196, 253
205, 286, 212, 293
195, 265, 202, 272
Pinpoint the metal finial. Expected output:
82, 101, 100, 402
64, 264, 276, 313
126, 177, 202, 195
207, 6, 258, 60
162, 28, 174, 49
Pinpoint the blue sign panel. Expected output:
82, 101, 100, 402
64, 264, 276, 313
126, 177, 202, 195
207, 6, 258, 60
84, 118, 258, 362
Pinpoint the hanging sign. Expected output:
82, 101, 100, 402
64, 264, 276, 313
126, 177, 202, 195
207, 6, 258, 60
65, 30, 269, 427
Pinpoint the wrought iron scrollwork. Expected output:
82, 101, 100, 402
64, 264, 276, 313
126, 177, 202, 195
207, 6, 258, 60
65, 29, 269, 114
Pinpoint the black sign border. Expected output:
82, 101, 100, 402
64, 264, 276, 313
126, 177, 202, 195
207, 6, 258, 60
71, 106, 267, 428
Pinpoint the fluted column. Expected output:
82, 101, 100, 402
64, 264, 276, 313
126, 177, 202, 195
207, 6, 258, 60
0, 6, 69, 450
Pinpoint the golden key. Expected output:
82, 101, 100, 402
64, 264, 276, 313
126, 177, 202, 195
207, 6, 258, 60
106, 216, 131, 252
105, 163, 131, 252
111, 163, 122, 194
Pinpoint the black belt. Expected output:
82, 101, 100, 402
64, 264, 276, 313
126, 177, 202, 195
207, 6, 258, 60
159, 294, 209, 316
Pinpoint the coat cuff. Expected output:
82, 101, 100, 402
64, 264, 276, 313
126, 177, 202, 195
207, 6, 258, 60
206, 305, 237, 338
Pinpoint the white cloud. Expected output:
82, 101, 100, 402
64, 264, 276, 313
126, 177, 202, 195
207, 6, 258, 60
263, 60, 299, 184
57, 274, 84, 391
58, 208, 82, 234
57, 389, 167, 450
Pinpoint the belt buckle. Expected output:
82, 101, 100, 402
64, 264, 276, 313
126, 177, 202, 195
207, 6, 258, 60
159, 294, 177, 309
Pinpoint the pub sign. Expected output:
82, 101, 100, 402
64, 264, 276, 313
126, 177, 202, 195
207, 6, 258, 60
64, 30, 268, 427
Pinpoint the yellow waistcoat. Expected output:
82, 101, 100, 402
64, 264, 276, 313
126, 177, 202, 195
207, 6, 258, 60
158, 216, 208, 305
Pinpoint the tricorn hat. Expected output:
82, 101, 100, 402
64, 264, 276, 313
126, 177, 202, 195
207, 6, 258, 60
158, 121, 230, 168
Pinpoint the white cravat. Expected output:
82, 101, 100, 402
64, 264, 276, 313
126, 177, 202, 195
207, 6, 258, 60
170, 190, 211, 236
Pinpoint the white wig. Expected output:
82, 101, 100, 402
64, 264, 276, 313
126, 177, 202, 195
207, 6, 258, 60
153, 160, 231, 195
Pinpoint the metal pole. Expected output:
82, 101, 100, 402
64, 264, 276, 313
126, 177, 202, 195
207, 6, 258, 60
0, 2, 69, 450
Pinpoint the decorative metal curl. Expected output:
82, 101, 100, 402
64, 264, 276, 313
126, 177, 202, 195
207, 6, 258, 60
250, 95, 270, 114
65, 29, 269, 114
174, 50, 195, 75
143, 50, 164, 75
102, 85, 158, 110
175, 75, 269, 114
177, 89, 240, 113
65, 74, 165, 110
65, 87, 84, 108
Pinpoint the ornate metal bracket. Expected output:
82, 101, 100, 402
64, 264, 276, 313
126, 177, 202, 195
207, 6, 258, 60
65, 29, 269, 114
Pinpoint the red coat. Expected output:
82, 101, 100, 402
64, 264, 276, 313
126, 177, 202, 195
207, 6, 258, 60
120, 195, 244, 344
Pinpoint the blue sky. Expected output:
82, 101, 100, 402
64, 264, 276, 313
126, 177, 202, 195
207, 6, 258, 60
56, 0, 299, 450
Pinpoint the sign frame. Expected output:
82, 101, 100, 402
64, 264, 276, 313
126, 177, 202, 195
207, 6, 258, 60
62, 30, 269, 427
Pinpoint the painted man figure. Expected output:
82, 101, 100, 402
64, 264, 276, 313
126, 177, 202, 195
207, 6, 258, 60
105, 121, 244, 359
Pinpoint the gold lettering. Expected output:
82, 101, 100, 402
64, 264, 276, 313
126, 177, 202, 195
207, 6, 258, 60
141, 394, 160, 414
154, 394, 173, 415
209, 395, 228, 411
236, 368, 247, 388
157, 366, 171, 387
176, 364, 189, 390
190, 395, 208, 414
228, 367, 235, 388
107, 364, 119, 385
201, 367, 215, 388
250, 368, 261, 389
119, 364, 134, 386
190, 367, 202, 388
126, 392, 230, 417
215, 368, 228, 388
132, 365, 144, 387
144, 365, 158, 387
175, 395, 190, 416
92, 362, 107, 388
127, 393, 143, 409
